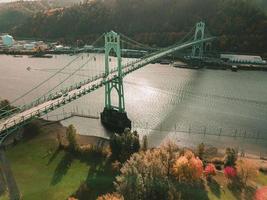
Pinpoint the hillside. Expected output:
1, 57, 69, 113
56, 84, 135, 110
1, 0, 267, 53
0, 1, 51, 33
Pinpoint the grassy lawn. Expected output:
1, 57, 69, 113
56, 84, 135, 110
206, 173, 240, 200
0, 131, 115, 200
256, 172, 267, 186
206, 171, 267, 200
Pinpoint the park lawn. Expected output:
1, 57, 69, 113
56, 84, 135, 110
205, 173, 239, 200
2, 132, 113, 200
0, 192, 8, 200
205, 171, 264, 200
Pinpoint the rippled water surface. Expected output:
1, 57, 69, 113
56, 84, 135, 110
1, 54, 267, 154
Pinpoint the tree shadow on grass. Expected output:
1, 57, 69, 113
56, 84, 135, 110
207, 178, 221, 198
50, 151, 73, 185
227, 179, 256, 200
47, 147, 61, 165
175, 180, 209, 200
0, 171, 6, 196
71, 153, 115, 200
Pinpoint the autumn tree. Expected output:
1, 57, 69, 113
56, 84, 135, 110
110, 128, 140, 162
115, 144, 180, 200
172, 150, 203, 183
236, 159, 258, 185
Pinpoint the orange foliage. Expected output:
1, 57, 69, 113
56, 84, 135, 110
172, 151, 203, 183
97, 193, 124, 200
254, 186, 267, 200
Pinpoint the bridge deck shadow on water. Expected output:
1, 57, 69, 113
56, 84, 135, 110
133, 121, 267, 159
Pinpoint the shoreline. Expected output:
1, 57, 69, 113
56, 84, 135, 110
2, 118, 267, 164
1, 51, 267, 71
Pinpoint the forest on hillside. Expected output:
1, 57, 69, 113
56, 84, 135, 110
1, 0, 267, 54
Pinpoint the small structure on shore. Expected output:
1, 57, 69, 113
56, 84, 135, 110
221, 54, 266, 65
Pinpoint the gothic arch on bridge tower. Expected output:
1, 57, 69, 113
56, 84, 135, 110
192, 21, 205, 58
194, 47, 202, 57
205, 42, 212, 52
104, 31, 125, 113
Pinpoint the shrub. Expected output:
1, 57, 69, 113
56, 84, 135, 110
205, 164, 216, 179
78, 144, 110, 158
224, 166, 237, 180
215, 165, 222, 171
211, 157, 224, 165
236, 159, 258, 185
205, 146, 218, 157
172, 151, 203, 183
211, 157, 224, 170
0, 99, 15, 118
224, 148, 238, 167
259, 166, 267, 174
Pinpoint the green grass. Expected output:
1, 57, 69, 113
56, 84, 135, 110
1, 133, 114, 200
0, 192, 8, 200
256, 172, 267, 186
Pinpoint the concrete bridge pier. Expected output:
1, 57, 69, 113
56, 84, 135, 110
101, 108, 131, 134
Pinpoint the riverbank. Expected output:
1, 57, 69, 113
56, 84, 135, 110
172, 60, 267, 71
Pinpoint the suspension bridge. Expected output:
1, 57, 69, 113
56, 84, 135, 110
0, 22, 215, 144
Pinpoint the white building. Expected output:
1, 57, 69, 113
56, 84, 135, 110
1, 34, 15, 47
24, 43, 36, 50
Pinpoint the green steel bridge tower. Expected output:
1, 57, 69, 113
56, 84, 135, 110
192, 21, 205, 58
101, 31, 131, 133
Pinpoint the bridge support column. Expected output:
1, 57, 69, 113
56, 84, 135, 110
100, 31, 131, 133
192, 21, 205, 58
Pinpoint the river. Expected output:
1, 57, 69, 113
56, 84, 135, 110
0, 54, 267, 155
